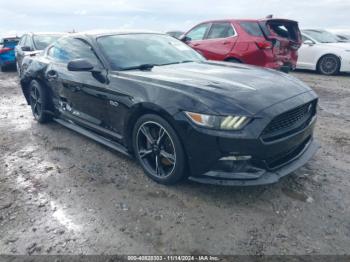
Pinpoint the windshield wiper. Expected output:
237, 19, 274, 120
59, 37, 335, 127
157, 60, 195, 66
121, 64, 155, 71
121, 60, 196, 71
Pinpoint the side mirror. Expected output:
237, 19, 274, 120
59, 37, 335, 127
180, 35, 192, 43
303, 40, 315, 46
67, 59, 94, 72
21, 46, 31, 51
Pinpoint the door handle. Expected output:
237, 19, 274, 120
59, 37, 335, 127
193, 43, 200, 46
223, 41, 230, 45
46, 70, 58, 81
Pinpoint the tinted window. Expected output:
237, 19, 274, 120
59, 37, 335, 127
33, 35, 61, 50
186, 24, 209, 41
206, 23, 234, 39
48, 38, 101, 66
240, 22, 264, 37
270, 24, 289, 38
268, 22, 299, 41
97, 34, 204, 70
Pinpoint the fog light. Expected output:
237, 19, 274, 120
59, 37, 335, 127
220, 155, 252, 161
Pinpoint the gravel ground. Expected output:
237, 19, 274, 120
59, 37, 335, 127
0, 70, 349, 255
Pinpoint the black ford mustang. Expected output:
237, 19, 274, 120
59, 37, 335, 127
19, 31, 319, 186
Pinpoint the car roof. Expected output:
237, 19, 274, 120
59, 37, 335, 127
68, 29, 165, 38
195, 18, 298, 24
24, 32, 66, 36
302, 29, 335, 34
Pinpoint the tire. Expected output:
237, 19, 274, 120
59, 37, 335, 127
317, 54, 340, 75
132, 114, 187, 185
226, 58, 242, 63
0, 65, 6, 72
29, 80, 52, 123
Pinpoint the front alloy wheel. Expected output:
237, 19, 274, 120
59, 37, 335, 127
318, 55, 340, 75
133, 114, 186, 184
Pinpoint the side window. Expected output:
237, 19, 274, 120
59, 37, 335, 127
49, 38, 101, 66
206, 23, 235, 39
24, 35, 32, 48
302, 35, 311, 42
240, 22, 264, 37
186, 23, 210, 41
19, 35, 26, 45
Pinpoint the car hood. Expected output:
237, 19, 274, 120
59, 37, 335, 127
119, 61, 313, 115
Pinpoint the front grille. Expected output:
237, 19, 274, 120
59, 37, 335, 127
262, 100, 317, 141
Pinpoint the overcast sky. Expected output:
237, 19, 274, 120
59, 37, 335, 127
1, 0, 349, 36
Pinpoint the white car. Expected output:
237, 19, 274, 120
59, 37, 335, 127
297, 29, 350, 75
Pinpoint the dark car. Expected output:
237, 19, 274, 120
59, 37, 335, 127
15, 32, 64, 75
0, 36, 20, 71
181, 18, 302, 72
19, 31, 318, 186
166, 31, 184, 39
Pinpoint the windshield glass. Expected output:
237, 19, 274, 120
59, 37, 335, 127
97, 34, 205, 70
33, 35, 62, 50
303, 30, 341, 43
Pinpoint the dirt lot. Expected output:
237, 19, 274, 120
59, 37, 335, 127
0, 70, 349, 255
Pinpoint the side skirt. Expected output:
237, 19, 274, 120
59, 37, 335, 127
54, 118, 133, 158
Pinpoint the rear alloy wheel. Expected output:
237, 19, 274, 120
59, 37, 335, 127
317, 54, 340, 75
29, 80, 52, 123
133, 114, 186, 185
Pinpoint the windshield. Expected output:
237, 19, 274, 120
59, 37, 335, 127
33, 35, 62, 50
97, 34, 205, 70
303, 30, 341, 43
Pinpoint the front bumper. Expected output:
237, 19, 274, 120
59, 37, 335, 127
188, 137, 319, 186
172, 91, 318, 186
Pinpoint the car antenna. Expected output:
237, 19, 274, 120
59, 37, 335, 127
266, 14, 273, 19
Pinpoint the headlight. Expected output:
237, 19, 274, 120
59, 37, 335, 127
185, 112, 250, 130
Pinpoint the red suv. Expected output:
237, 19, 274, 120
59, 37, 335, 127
181, 18, 302, 72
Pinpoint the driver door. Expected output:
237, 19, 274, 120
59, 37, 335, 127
46, 38, 115, 137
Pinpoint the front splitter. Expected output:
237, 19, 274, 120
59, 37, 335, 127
188, 139, 320, 186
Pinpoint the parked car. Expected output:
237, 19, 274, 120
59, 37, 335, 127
0, 36, 20, 71
19, 31, 318, 186
15, 32, 64, 75
166, 31, 184, 39
180, 18, 302, 72
297, 29, 350, 75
